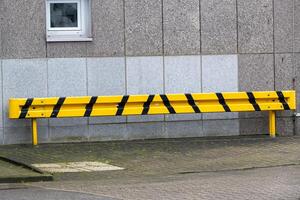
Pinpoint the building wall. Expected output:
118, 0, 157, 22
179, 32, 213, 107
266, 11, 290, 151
0, 0, 299, 144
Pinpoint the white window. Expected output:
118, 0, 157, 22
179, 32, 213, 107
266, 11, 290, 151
46, 0, 92, 42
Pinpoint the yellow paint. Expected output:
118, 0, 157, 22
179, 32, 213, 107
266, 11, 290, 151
31, 118, 38, 146
269, 111, 276, 138
8, 91, 296, 145
8, 91, 296, 119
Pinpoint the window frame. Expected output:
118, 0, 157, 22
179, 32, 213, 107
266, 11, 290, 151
46, 0, 92, 42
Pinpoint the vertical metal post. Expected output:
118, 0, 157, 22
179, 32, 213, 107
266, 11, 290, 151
31, 118, 38, 146
269, 111, 276, 138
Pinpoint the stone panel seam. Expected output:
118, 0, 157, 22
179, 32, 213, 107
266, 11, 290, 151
292, 0, 296, 94
293, 0, 295, 54
272, 0, 276, 91
85, 57, 90, 141
123, 0, 128, 123
199, 0, 202, 53
122, 0, 127, 59
161, 0, 166, 122
161, 0, 165, 56
238, 52, 274, 55
236, 0, 239, 54
46, 58, 49, 96
0, 59, 3, 141
292, 0, 296, 135
0, 59, 2, 129
46, 58, 50, 141
200, 55, 203, 128
8, 53, 290, 59
0, 16, 2, 58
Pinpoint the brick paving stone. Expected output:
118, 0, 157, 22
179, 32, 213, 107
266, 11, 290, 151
27, 165, 300, 200
0, 136, 299, 182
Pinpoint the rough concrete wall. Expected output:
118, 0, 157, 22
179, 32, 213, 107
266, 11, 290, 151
0, 0, 299, 144
1, 0, 46, 59
1, 0, 299, 58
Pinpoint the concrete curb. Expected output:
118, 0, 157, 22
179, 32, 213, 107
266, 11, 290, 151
0, 156, 53, 183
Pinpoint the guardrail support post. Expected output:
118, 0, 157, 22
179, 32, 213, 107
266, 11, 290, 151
269, 111, 276, 138
31, 119, 38, 146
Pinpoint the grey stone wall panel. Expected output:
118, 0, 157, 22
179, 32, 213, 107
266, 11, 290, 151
164, 56, 202, 121
87, 57, 126, 124
165, 121, 203, 138
238, 54, 274, 91
2, 0, 46, 59
125, 0, 163, 56
45, 58, 87, 142
163, 0, 200, 55
0, 128, 3, 145
295, 53, 300, 111
201, 0, 237, 54
202, 55, 238, 120
238, 54, 274, 119
2, 59, 48, 128
89, 124, 127, 141
87, 0, 125, 57
203, 119, 239, 136
0, 0, 3, 58
47, 43, 87, 58
276, 117, 294, 136
47, 58, 88, 139
295, 0, 300, 52
274, 54, 295, 117
126, 56, 164, 122
239, 118, 268, 135
47, 58, 87, 96
125, 122, 165, 140
274, 53, 295, 116
4, 126, 48, 145
49, 125, 88, 142
237, 0, 273, 53
126, 56, 164, 92
275, 54, 294, 90
0, 60, 2, 128
274, 0, 293, 53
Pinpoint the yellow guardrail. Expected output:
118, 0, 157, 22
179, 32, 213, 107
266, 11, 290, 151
9, 90, 296, 145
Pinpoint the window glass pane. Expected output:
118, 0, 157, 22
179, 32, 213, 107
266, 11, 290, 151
50, 3, 78, 28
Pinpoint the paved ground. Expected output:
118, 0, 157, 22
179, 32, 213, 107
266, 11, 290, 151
0, 184, 117, 200
0, 135, 300, 199
0, 159, 52, 183
1, 135, 300, 181
24, 165, 300, 200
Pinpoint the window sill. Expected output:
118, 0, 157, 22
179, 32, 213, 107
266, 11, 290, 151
47, 37, 93, 42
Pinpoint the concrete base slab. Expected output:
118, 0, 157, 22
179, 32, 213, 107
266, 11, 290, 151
32, 162, 124, 173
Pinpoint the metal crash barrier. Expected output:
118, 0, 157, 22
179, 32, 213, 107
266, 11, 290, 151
9, 90, 296, 145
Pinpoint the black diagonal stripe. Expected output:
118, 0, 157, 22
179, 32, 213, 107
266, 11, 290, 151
19, 98, 34, 119
246, 92, 261, 111
84, 96, 98, 117
276, 91, 290, 110
50, 97, 66, 118
160, 95, 176, 114
142, 95, 155, 115
185, 93, 201, 113
116, 95, 129, 116
216, 93, 231, 112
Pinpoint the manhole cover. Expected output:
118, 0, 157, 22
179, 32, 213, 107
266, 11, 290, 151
32, 162, 124, 173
